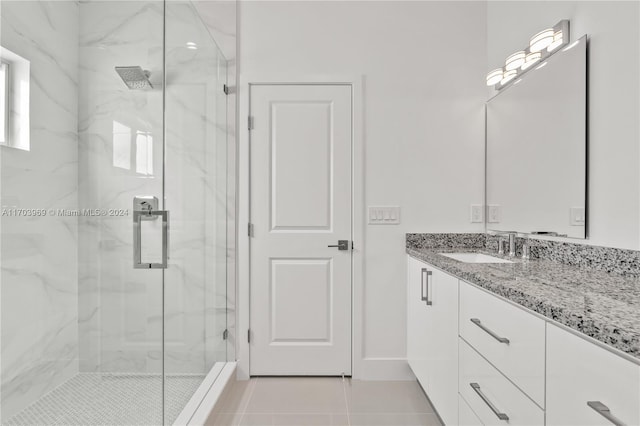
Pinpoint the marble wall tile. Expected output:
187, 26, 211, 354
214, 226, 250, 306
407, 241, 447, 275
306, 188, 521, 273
0, 0, 80, 420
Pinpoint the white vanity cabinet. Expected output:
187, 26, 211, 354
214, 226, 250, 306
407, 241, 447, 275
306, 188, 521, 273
459, 338, 544, 425
406, 256, 459, 425
407, 256, 430, 388
459, 282, 546, 407
407, 253, 640, 426
546, 323, 640, 426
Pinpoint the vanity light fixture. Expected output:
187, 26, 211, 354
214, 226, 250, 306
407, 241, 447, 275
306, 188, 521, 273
547, 30, 564, 52
486, 20, 570, 90
500, 70, 518, 85
186, 42, 198, 50
529, 28, 555, 53
505, 51, 526, 71
486, 69, 504, 86
521, 52, 542, 70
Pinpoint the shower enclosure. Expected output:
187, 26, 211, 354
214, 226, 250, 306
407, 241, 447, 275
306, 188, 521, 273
0, 1, 234, 424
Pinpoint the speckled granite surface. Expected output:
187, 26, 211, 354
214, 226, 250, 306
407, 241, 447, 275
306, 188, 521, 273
406, 234, 640, 361
484, 234, 640, 277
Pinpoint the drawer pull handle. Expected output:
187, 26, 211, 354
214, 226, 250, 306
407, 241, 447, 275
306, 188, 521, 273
470, 383, 509, 421
470, 318, 510, 344
587, 401, 627, 426
421, 268, 433, 306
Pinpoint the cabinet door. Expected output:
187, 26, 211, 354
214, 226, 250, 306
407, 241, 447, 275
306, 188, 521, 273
427, 267, 459, 425
406, 256, 430, 386
459, 281, 545, 407
459, 338, 544, 426
546, 324, 640, 426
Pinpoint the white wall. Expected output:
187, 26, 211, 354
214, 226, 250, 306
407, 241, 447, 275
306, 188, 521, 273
487, 1, 640, 250
239, 1, 487, 378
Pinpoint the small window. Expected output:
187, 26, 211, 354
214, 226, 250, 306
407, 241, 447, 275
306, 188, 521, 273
0, 62, 8, 145
0, 46, 30, 151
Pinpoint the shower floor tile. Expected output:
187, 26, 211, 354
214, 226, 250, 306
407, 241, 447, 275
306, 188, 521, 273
4, 373, 205, 426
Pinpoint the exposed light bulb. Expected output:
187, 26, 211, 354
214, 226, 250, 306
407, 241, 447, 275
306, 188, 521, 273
505, 51, 526, 71
486, 68, 504, 86
530, 28, 554, 52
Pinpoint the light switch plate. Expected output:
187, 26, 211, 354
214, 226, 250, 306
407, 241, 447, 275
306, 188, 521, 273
488, 205, 501, 223
470, 204, 484, 223
570, 207, 586, 226
368, 206, 400, 225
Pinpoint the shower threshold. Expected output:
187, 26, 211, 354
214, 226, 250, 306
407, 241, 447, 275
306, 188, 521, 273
5, 373, 205, 426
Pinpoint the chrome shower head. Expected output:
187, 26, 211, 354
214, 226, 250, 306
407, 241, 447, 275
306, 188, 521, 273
115, 66, 154, 90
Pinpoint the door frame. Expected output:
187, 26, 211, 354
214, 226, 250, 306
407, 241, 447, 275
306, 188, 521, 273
237, 75, 364, 379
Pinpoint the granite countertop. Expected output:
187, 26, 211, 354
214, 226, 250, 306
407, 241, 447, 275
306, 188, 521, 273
406, 242, 640, 361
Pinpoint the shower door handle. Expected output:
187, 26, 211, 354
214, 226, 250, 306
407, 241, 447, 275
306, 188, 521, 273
133, 209, 169, 269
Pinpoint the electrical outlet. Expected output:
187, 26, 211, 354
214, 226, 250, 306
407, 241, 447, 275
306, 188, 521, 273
470, 204, 484, 223
570, 207, 586, 226
488, 205, 501, 223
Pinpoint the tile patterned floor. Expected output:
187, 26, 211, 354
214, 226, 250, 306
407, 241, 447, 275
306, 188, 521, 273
209, 378, 442, 426
4, 373, 205, 426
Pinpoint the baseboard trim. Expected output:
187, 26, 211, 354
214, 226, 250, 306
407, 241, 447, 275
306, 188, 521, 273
358, 358, 415, 381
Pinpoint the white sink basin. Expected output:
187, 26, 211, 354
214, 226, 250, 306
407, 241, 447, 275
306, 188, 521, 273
439, 252, 513, 264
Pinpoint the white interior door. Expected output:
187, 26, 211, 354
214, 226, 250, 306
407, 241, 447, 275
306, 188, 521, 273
249, 84, 352, 376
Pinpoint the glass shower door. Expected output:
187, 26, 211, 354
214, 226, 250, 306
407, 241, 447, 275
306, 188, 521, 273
163, 2, 229, 423
78, 1, 166, 424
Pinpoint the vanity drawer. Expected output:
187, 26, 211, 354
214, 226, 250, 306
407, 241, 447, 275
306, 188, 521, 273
459, 339, 544, 426
459, 281, 545, 406
459, 393, 484, 426
546, 323, 640, 426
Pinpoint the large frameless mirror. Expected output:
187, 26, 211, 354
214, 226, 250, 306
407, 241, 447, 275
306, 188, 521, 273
486, 36, 587, 239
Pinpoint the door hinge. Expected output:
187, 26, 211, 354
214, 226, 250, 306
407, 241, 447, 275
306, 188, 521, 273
248, 116, 254, 130
248, 223, 254, 237
222, 329, 228, 340
223, 84, 235, 95
248, 329, 251, 343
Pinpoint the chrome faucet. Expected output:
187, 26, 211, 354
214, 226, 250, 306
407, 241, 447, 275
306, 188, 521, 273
521, 240, 531, 260
491, 231, 517, 257
507, 232, 516, 257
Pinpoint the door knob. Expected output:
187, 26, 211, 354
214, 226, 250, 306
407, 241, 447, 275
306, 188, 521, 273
328, 240, 349, 250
